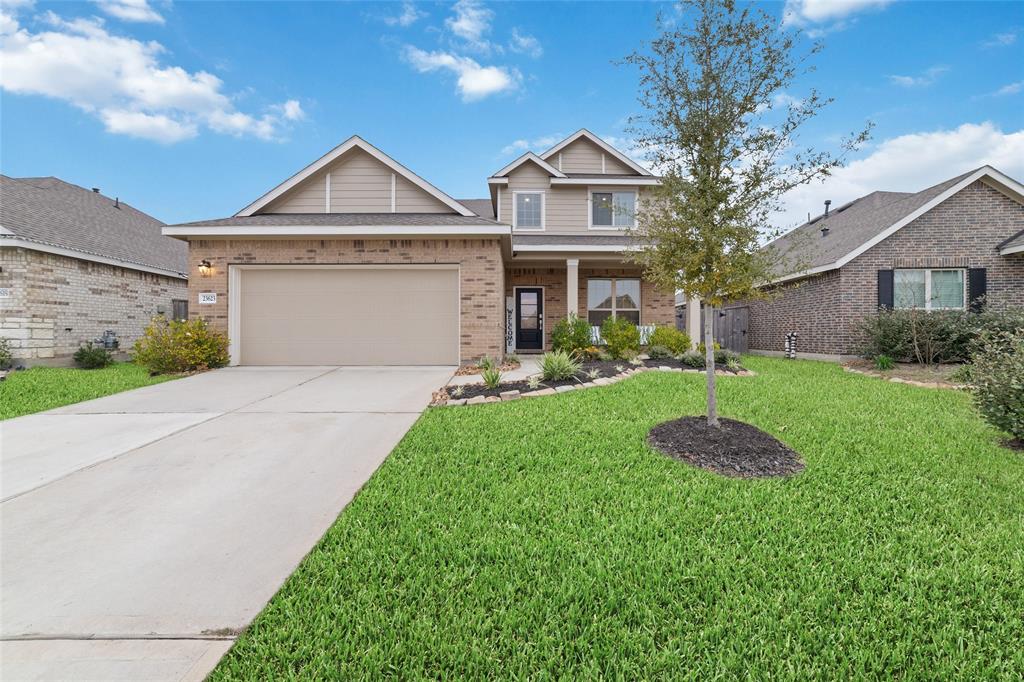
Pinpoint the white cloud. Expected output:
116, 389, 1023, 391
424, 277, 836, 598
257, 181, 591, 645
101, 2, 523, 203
276, 99, 305, 120
382, 1, 425, 28
445, 0, 493, 52
403, 45, 518, 101
500, 133, 564, 157
775, 122, 1024, 229
888, 65, 948, 88
782, 0, 893, 26
93, 0, 164, 24
0, 11, 304, 143
992, 81, 1023, 96
982, 30, 1017, 48
509, 28, 541, 58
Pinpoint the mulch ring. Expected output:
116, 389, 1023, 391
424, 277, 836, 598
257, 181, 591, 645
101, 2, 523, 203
1003, 438, 1024, 452
648, 416, 804, 479
446, 359, 748, 401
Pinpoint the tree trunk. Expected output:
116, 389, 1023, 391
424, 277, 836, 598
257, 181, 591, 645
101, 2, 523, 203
704, 304, 719, 427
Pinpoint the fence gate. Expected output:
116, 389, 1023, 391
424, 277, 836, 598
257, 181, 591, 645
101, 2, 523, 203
704, 305, 749, 353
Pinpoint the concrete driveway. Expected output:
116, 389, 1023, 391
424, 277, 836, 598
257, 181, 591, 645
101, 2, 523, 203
0, 365, 453, 681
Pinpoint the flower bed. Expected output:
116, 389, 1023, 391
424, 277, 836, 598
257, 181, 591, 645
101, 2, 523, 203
435, 358, 754, 406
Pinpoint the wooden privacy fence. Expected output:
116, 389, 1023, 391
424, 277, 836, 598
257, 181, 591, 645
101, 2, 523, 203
706, 305, 749, 353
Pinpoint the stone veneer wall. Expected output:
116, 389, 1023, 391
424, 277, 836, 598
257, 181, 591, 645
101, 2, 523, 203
186, 238, 505, 362
505, 265, 676, 351
0, 247, 187, 361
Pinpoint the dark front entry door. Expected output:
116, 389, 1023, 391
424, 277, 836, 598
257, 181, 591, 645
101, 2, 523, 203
515, 288, 543, 350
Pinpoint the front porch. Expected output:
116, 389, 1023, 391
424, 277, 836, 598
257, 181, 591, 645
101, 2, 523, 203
505, 259, 680, 353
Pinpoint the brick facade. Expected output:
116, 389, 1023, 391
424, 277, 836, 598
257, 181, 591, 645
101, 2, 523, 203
747, 180, 1024, 356
505, 265, 675, 351
186, 238, 505, 362
0, 247, 187, 361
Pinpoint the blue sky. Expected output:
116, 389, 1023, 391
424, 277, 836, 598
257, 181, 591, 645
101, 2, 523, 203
1, 0, 1022, 228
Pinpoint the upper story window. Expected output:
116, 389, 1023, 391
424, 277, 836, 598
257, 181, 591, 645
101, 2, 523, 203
513, 191, 544, 230
591, 191, 636, 228
894, 268, 965, 310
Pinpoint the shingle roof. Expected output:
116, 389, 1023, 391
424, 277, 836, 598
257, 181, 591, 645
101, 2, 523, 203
169, 212, 504, 228
0, 175, 186, 276
456, 198, 495, 219
767, 169, 979, 277
998, 228, 1024, 253
512, 234, 634, 246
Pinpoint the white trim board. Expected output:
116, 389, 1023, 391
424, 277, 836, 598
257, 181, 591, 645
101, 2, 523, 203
235, 135, 475, 217
512, 244, 640, 253
0, 237, 187, 279
511, 190, 546, 231
550, 177, 660, 186
769, 165, 1024, 284
1001, 242, 1024, 256
539, 129, 653, 177
226, 263, 461, 366
492, 152, 566, 179
164, 225, 510, 238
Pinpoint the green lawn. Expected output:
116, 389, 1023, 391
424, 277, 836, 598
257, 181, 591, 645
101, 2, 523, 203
0, 362, 175, 419
212, 357, 1023, 679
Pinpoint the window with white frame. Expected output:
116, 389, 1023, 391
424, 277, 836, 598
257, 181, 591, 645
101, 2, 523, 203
587, 278, 640, 325
894, 268, 965, 310
513, 192, 544, 230
591, 191, 636, 228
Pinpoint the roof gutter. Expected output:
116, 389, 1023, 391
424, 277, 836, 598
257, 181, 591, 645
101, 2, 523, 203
0, 236, 187, 279
162, 224, 511, 239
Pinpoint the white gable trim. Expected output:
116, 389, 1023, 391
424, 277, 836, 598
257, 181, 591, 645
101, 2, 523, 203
539, 129, 652, 176
236, 135, 475, 217
1001, 242, 1024, 256
769, 166, 1024, 284
492, 152, 566, 179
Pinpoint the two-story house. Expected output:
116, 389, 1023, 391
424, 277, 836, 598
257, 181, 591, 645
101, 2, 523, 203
163, 130, 684, 366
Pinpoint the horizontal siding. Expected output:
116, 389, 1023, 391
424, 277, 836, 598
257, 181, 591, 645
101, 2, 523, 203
264, 170, 326, 213
554, 139, 635, 175
395, 175, 450, 213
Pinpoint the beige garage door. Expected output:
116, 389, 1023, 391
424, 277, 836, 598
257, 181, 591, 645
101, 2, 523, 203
238, 267, 459, 365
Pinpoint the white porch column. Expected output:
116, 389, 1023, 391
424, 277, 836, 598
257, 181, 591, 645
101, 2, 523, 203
686, 296, 701, 348
566, 258, 580, 317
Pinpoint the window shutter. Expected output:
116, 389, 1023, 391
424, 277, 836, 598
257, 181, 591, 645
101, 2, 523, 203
968, 268, 987, 312
877, 270, 894, 309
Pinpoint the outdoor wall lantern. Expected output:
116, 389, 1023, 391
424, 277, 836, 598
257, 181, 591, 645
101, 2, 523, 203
198, 259, 212, 276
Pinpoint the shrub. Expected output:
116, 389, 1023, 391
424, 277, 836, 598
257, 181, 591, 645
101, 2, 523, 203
726, 357, 742, 372
132, 317, 229, 375
73, 342, 113, 369
481, 367, 502, 389
860, 307, 1024, 365
478, 356, 495, 371
713, 348, 739, 366
696, 340, 721, 355
586, 368, 602, 380
681, 351, 705, 368
527, 375, 542, 391
600, 316, 641, 360
874, 354, 895, 370
648, 326, 690, 355
551, 313, 593, 357
949, 364, 973, 385
647, 345, 674, 360
968, 328, 1024, 440
540, 350, 581, 381
0, 337, 12, 370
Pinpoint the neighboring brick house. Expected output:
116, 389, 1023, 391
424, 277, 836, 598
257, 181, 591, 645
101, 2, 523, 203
163, 131, 682, 366
738, 166, 1024, 359
0, 176, 188, 363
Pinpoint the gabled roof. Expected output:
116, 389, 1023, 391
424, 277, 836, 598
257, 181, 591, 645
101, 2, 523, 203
998, 228, 1024, 256
236, 135, 476, 217
457, 198, 495, 220
0, 175, 187, 278
489, 152, 566, 179
768, 165, 1024, 282
539, 129, 653, 176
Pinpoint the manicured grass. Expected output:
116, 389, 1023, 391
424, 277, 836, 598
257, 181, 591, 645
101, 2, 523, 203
0, 362, 175, 419
213, 357, 1024, 679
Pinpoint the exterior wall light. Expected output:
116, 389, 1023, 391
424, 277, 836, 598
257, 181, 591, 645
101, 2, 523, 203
198, 259, 212, 276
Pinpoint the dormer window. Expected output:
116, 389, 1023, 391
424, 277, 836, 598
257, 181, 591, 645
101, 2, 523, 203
513, 191, 544, 230
591, 191, 636, 228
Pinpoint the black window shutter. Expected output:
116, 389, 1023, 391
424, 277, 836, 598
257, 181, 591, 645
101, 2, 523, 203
968, 268, 987, 312
877, 270, 894, 309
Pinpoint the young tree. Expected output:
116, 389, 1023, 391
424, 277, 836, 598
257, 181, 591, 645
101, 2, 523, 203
624, 0, 870, 427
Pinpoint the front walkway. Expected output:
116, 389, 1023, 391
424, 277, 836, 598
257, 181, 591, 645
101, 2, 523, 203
0, 365, 453, 681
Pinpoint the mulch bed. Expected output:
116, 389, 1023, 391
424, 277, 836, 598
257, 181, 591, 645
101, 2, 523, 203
446, 358, 744, 400
647, 416, 804, 479
453, 360, 521, 376
1003, 438, 1024, 452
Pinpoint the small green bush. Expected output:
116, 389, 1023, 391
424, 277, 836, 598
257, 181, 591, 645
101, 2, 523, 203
551, 314, 593, 357
0, 337, 13, 370
680, 351, 705, 368
860, 307, 1024, 365
648, 326, 690, 355
132, 317, 229, 375
949, 364, 973, 385
478, 356, 495, 371
968, 328, 1024, 440
696, 340, 721, 355
73, 342, 113, 369
481, 367, 502, 389
874, 354, 895, 370
539, 350, 581, 381
647, 345, 674, 360
600, 316, 641, 360
713, 348, 739, 366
